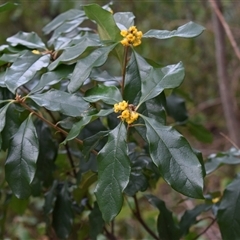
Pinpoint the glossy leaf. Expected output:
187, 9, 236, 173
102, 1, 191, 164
143, 21, 205, 39
89, 202, 104, 240
5, 51, 50, 93
30, 65, 74, 93
205, 148, 240, 175
68, 44, 117, 93
29, 89, 90, 117
7, 31, 46, 49
124, 51, 152, 105
84, 84, 122, 104
114, 12, 135, 29
63, 109, 113, 144
217, 174, 240, 239
179, 204, 212, 236
0, 102, 12, 132
139, 62, 185, 105
95, 122, 131, 222
44, 181, 58, 215
0, 2, 18, 12
84, 4, 121, 42
48, 37, 100, 70
141, 116, 204, 198
166, 94, 188, 122
52, 182, 74, 239
43, 9, 85, 34
5, 115, 39, 199
146, 194, 181, 240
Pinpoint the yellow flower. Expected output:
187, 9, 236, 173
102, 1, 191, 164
118, 100, 128, 110
121, 38, 130, 47
133, 40, 141, 47
212, 197, 220, 204
32, 50, 41, 54
121, 109, 130, 119
120, 26, 143, 47
120, 30, 128, 37
126, 34, 135, 42
114, 103, 120, 113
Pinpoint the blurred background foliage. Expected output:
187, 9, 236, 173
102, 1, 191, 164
1, 0, 240, 239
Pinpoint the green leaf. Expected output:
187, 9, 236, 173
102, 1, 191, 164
52, 182, 74, 239
139, 62, 185, 106
29, 89, 90, 117
43, 9, 85, 35
5, 51, 50, 93
217, 174, 240, 239
84, 84, 122, 104
30, 65, 74, 93
35, 120, 58, 187
141, 116, 204, 198
44, 180, 58, 215
0, 52, 27, 66
143, 21, 205, 39
146, 194, 181, 240
9, 195, 29, 215
5, 115, 39, 199
48, 37, 100, 70
113, 12, 135, 29
95, 122, 131, 222
0, 102, 12, 132
0, 2, 18, 13
68, 44, 117, 93
205, 148, 240, 174
89, 202, 104, 240
187, 121, 213, 143
124, 51, 152, 105
166, 94, 188, 122
84, 4, 121, 42
63, 109, 113, 144
179, 204, 212, 236
7, 31, 46, 49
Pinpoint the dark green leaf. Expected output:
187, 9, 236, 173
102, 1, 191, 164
52, 182, 73, 239
205, 148, 240, 174
5, 115, 39, 199
187, 121, 213, 143
179, 204, 212, 236
139, 62, 185, 105
30, 65, 74, 93
89, 202, 104, 239
43, 9, 85, 35
7, 31, 46, 49
29, 89, 90, 117
63, 109, 113, 144
166, 94, 188, 122
48, 37, 100, 70
44, 180, 58, 215
113, 12, 135, 29
95, 122, 131, 222
146, 194, 181, 240
68, 44, 117, 93
0, 102, 12, 132
84, 4, 121, 42
124, 51, 152, 105
84, 84, 122, 104
0, 2, 18, 13
217, 174, 240, 239
35, 120, 58, 186
5, 51, 50, 93
141, 116, 204, 198
143, 22, 205, 39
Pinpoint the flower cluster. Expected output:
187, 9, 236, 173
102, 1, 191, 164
32, 50, 41, 54
120, 26, 143, 47
114, 100, 139, 124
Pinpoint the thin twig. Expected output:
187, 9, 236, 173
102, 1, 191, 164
191, 218, 216, 240
220, 132, 240, 149
132, 195, 159, 240
209, 0, 240, 61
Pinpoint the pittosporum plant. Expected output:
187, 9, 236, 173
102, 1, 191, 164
1, 2, 240, 240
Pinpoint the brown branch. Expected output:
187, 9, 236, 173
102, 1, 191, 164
132, 195, 159, 240
209, 0, 240, 61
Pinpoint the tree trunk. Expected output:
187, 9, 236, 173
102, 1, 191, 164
212, 0, 240, 147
